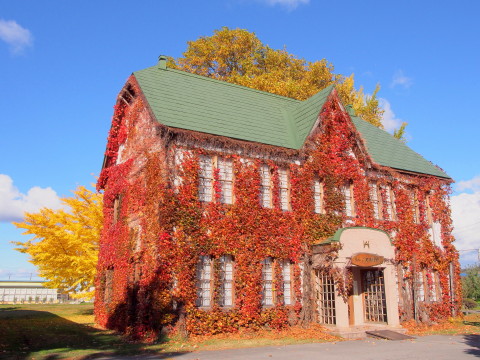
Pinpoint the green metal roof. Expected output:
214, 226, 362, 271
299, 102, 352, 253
134, 66, 300, 149
133, 65, 450, 179
351, 116, 449, 178
319, 227, 394, 245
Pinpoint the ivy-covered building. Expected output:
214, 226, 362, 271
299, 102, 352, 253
95, 56, 460, 339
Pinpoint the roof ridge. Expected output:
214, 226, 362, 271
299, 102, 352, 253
136, 66, 302, 103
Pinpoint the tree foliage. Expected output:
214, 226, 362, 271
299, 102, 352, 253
13, 186, 103, 299
174, 27, 395, 132
462, 265, 480, 302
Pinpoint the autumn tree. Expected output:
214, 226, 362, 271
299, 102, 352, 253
463, 265, 480, 302
174, 27, 403, 135
13, 186, 103, 299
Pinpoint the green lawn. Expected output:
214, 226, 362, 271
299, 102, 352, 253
0, 303, 149, 359
0, 303, 338, 359
5, 303, 477, 359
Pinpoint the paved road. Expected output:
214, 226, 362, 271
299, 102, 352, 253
98, 334, 480, 360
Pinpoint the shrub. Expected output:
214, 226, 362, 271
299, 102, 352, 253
463, 298, 477, 309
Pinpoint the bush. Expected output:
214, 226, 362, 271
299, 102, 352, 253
463, 298, 478, 309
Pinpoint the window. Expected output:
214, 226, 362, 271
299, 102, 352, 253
281, 260, 292, 305
196, 255, 234, 308
113, 194, 123, 224
381, 185, 395, 220
343, 182, 354, 217
260, 165, 272, 208
218, 255, 234, 307
196, 256, 212, 307
262, 258, 274, 306
279, 168, 290, 211
428, 221, 442, 247
426, 192, 434, 225
426, 271, 439, 302
415, 271, 425, 302
104, 267, 114, 304
199, 155, 234, 204
369, 182, 380, 219
410, 189, 419, 224
314, 179, 324, 214
218, 158, 233, 204
199, 156, 213, 202
262, 258, 292, 306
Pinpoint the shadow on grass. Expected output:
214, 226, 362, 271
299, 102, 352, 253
0, 309, 187, 360
463, 321, 480, 327
463, 334, 480, 357
76, 307, 94, 316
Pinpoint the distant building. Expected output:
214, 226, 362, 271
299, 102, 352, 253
0, 281, 69, 303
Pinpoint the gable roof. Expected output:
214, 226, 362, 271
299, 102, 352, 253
133, 64, 450, 179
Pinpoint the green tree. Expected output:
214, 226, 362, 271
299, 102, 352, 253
174, 27, 406, 138
462, 265, 480, 301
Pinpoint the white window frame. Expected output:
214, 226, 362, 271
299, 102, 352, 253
262, 257, 274, 306
199, 155, 214, 202
279, 168, 290, 211
343, 182, 354, 217
218, 158, 234, 204
260, 165, 272, 208
196, 255, 212, 307
314, 178, 324, 214
410, 188, 419, 224
369, 182, 380, 219
199, 155, 234, 204
381, 184, 395, 221
218, 255, 234, 307
281, 260, 292, 305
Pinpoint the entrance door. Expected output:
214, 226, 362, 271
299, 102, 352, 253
361, 269, 388, 323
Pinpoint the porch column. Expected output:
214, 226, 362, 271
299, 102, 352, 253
334, 286, 349, 328
384, 264, 400, 326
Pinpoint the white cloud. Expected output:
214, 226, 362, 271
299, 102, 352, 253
262, 0, 309, 10
390, 70, 413, 89
451, 176, 480, 266
457, 175, 480, 193
379, 98, 403, 133
0, 174, 62, 222
0, 19, 33, 54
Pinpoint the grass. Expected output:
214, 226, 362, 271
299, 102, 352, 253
0, 303, 338, 360
3, 303, 480, 359
403, 313, 480, 336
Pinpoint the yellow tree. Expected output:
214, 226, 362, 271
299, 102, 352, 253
176, 27, 406, 138
13, 186, 103, 299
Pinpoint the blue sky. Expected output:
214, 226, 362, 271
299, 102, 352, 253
1, 0, 479, 280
